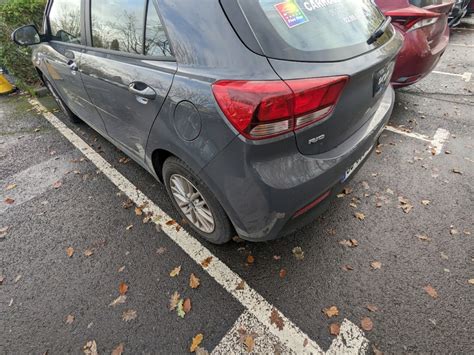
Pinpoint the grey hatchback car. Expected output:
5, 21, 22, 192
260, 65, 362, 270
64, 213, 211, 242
13, 0, 402, 244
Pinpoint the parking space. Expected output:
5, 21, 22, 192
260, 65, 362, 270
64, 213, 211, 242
1, 23, 473, 355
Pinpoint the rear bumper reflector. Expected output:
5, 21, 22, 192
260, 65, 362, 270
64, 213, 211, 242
292, 190, 331, 219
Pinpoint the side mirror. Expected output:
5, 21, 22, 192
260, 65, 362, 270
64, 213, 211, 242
12, 25, 41, 46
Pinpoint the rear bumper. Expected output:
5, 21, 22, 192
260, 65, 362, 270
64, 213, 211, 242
391, 25, 450, 88
199, 86, 395, 242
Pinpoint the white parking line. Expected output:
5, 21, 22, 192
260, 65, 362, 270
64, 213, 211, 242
29, 98, 342, 354
384, 125, 431, 142
212, 310, 294, 354
432, 70, 472, 82
430, 128, 450, 155
385, 126, 450, 155
449, 43, 474, 48
213, 310, 368, 355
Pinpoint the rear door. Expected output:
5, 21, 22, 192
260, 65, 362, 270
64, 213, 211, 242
221, 0, 401, 155
79, 0, 176, 162
43, 0, 106, 134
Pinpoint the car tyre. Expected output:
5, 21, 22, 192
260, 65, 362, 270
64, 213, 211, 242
163, 156, 234, 244
44, 78, 82, 124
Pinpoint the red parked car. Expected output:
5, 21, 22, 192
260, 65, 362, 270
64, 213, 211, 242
376, 0, 454, 87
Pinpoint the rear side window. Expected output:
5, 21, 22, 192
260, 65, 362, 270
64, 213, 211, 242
90, 0, 172, 57
49, 0, 82, 44
144, 1, 172, 56
222, 0, 392, 62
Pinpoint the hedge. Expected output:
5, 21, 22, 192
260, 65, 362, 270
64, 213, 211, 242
0, 0, 46, 90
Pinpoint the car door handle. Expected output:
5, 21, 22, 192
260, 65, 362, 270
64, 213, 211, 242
128, 82, 156, 100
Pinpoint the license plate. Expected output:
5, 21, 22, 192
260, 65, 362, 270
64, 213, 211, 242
341, 147, 372, 182
373, 61, 395, 97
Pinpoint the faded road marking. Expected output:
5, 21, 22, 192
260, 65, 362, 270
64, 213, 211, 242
326, 319, 369, 354
1, 152, 78, 214
385, 126, 450, 156
430, 128, 450, 156
212, 310, 294, 354
29, 99, 341, 353
385, 126, 431, 142
432, 70, 472, 82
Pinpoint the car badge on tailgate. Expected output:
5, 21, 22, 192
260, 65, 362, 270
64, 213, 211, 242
373, 61, 395, 97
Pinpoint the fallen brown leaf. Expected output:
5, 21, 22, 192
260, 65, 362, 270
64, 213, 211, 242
370, 261, 382, 270
183, 298, 192, 313
166, 219, 177, 226
84, 249, 93, 257
329, 322, 340, 336
343, 187, 353, 195
66, 247, 74, 258
126, 224, 133, 231
366, 304, 379, 312
361, 317, 373, 331
339, 239, 358, 248
421, 200, 431, 206
342, 265, 354, 271
122, 309, 137, 321
236, 280, 245, 290
246, 255, 255, 265
169, 291, 180, 310
190, 273, 200, 289
4, 197, 15, 205
5, 184, 17, 191
424, 285, 438, 299
118, 266, 126, 273
354, 212, 365, 221
111, 343, 124, 355
452, 169, 462, 175
119, 282, 129, 295
83, 340, 98, 355
450, 228, 459, 236
270, 308, 284, 330
279, 268, 287, 278
53, 181, 62, 189
170, 266, 182, 277
0, 275, 4, 285
201, 256, 213, 268
190, 333, 204, 353
122, 199, 133, 209
292, 247, 304, 260
323, 306, 339, 318
243, 335, 255, 353
65, 314, 75, 324
468, 279, 474, 285
417, 234, 431, 242
134, 206, 143, 216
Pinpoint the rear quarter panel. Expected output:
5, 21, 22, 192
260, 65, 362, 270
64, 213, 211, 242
145, 0, 281, 176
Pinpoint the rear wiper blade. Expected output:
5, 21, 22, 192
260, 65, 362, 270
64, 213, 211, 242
367, 16, 392, 45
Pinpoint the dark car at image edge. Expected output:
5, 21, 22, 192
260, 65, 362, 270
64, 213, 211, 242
12, 0, 402, 244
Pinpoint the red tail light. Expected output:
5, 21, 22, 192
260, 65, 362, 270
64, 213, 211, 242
386, 6, 440, 32
212, 76, 348, 140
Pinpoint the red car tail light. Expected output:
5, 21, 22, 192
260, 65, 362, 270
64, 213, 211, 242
386, 6, 440, 32
212, 76, 348, 140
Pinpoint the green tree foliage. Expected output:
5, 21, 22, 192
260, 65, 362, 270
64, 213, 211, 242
0, 0, 46, 89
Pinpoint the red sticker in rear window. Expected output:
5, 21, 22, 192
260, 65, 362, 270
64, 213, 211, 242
274, 1, 309, 28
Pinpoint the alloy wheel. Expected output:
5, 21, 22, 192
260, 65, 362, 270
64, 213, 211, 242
170, 174, 215, 234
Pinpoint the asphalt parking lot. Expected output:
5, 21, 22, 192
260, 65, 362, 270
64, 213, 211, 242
1, 22, 473, 354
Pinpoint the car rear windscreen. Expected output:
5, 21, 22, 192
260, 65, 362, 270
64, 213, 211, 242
221, 0, 391, 62
409, 0, 443, 7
